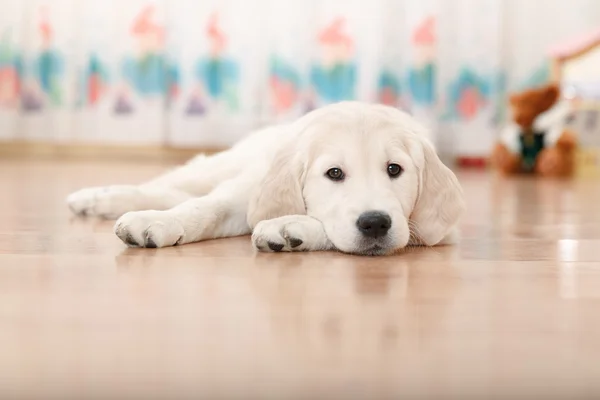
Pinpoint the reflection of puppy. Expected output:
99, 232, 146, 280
243, 249, 461, 375
67, 102, 465, 256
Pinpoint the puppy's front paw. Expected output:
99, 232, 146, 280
114, 211, 184, 248
252, 218, 314, 252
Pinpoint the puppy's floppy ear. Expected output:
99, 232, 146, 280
409, 138, 465, 246
247, 143, 306, 229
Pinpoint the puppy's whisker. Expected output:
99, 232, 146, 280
408, 220, 425, 246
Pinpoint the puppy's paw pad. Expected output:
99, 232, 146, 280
252, 220, 309, 253
267, 242, 285, 252
288, 238, 303, 248
145, 236, 158, 248
123, 233, 140, 247
114, 211, 184, 248
67, 187, 103, 216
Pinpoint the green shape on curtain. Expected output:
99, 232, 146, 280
270, 56, 301, 89
49, 79, 62, 105
34, 49, 64, 106
223, 82, 239, 111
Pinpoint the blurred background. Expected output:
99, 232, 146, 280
0, 0, 599, 163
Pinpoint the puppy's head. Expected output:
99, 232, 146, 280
247, 102, 465, 255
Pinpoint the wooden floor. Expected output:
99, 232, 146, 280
2, 158, 600, 400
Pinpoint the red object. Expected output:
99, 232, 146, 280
457, 157, 488, 168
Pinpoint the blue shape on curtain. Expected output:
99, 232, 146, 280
0, 51, 23, 83
444, 67, 492, 120
166, 64, 180, 90
270, 57, 301, 88
88, 54, 108, 78
310, 62, 356, 102
194, 57, 239, 99
77, 53, 110, 107
0, 39, 23, 74
378, 71, 401, 95
269, 56, 302, 112
32, 49, 64, 105
449, 68, 491, 100
0, 34, 24, 109
14, 55, 23, 77
491, 70, 508, 125
121, 53, 167, 96
165, 61, 180, 104
407, 63, 435, 105
377, 70, 403, 106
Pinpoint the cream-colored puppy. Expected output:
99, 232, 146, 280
67, 101, 465, 256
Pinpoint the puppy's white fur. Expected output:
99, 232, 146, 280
67, 101, 465, 255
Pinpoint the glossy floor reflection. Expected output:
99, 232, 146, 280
1, 159, 600, 400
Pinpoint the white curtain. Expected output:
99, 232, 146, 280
1, 0, 599, 157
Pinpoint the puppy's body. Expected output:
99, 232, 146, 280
67, 102, 465, 255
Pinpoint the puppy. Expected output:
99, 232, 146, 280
67, 101, 465, 256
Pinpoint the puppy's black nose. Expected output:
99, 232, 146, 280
356, 211, 392, 238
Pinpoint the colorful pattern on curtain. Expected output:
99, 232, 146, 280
0, 0, 599, 156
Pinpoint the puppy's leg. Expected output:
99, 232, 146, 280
251, 215, 333, 252
67, 125, 284, 219
67, 186, 193, 220
66, 149, 248, 219
113, 177, 253, 248
143, 150, 250, 195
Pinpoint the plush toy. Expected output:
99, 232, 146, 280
491, 83, 577, 176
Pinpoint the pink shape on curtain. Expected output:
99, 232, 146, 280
318, 17, 353, 49
412, 16, 435, 46
207, 13, 226, 55
130, 5, 165, 45
457, 87, 485, 120
270, 78, 297, 112
38, 6, 52, 47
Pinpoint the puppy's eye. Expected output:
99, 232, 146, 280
387, 163, 403, 178
326, 167, 345, 181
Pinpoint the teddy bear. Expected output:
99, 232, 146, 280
491, 83, 577, 176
